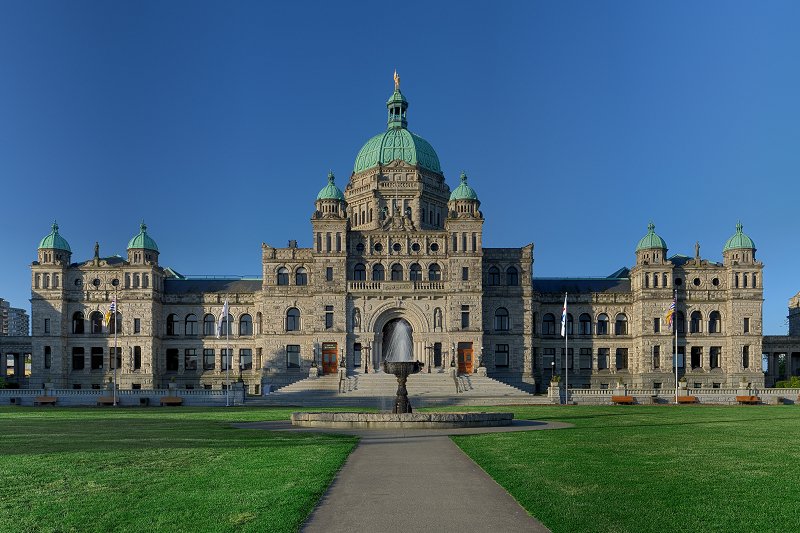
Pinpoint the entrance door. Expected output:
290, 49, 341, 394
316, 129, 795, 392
322, 343, 338, 374
457, 343, 473, 374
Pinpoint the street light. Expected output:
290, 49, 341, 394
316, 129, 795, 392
550, 360, 555, 382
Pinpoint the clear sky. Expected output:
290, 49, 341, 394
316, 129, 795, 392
1, 1, 798, 335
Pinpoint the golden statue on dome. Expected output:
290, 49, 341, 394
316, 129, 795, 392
394, 69, 400, 90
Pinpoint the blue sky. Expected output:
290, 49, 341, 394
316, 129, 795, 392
1, 1, 798, 334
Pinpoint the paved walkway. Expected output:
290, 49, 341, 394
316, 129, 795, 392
236, 420, 569, 532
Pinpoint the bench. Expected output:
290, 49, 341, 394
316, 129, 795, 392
736, 395, 760, 405
97, 396, 117, 406
160, 396, 183, 406
677, 396, 698, 404
34, 395, 57, 406
611, 395, 635, 405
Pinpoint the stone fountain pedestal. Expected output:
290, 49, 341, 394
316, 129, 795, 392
383, 360, 424, 414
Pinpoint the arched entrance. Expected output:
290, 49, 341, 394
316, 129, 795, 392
382, 318, 413, 363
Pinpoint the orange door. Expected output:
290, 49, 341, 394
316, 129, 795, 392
322, 343, 338, 374
457, 347, 473, 374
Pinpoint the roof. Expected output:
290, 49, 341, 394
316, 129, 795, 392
449, 173, 479, 201
635, 222, 667, 252
723, 222, 755, 251
533, 277, 631, 294
38, 221, 71, 252
316, 172, 346, 201
127, 222, 159, 252
164, 278, 262, 295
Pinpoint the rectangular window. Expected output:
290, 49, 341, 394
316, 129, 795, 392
72, 347, 85, 370
434, 343, 442, 367
712, 382, 721, 389
221, 349, 231, 371
615, 348, 628, 370
673, 346, 686, 368
694, 382, 702, 389
184, 349, 197, 371
598, 348, 609, 370
561, 347, 574, 369
452, 233, 458, 252
742, 345, 750, 368
461, 305, 470, 329
326, 267, 333, 281
579, 348, 592, 369
134, 346, 142, 370
325, 305, 334, 329
353, 343, 362, 367
287, 345, 301, 368
203, 349, 215, 371
240, 349, 252, 370
166, 349, 179, 371
495, 344, 509, 367
91, 347, 104, 370
134, 318, 141, 334
691, 346, 702, 369
44, 318, 50, 334
653, 382, 662, 390
710, 346, 721, 369
653, 345, 660, 369
743, 317, 750, 334
44, 346, 51, 369
543, 348, 556, 373
653, 317, 660, 333
462, 267, 469, 281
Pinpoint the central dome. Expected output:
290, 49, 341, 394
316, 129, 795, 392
353, 77, 442, 175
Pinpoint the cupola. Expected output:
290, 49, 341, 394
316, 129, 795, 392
448, 172, 481, 217
722, 221, 756, 265
635, 222, 667, 265
127, 222, 159, 265
314, 172, 347, 218
37, 221, 71, 264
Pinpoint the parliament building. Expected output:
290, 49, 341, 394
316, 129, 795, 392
24, 79, 786, 395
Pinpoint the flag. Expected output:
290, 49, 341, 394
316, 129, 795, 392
216, 299, 229, 338
103, 296, 117, 327
560, 293, 567, 337
665, 293, 676, 329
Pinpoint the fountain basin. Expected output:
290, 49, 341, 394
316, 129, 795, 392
291, 411, 514, 429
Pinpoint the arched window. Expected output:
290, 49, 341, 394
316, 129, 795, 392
488, 266, 500, 285
124, 274, 130, 288
277, 267, 289, 286
219, 314, 232, 336
428, 263, 441, 281
372, 263, 384, 281
142, 274, 149, 288
597, 314, 609, 335
203, 314, 216, 336
662, 273, 668, 287
286, 308, 300, 331
90, 311, 103, 334
653, 273, 659, 287
543, 313, 556, 335
676, 311, 686, 334
295, 267, 308, 286
644, 273, 649, 288
391, 263, 403, 281
166, 314, 178, 336
354, 263, 366, 281
506, 266, 519, 286
239, 314, 252, 336
690, 311, 702, 333
566, 313, 574, 335
133, 274, 140, 288
579, 313, 592, 335
614, 313, 628, 335
494, 307, 510, 331
410, 263, 422, 281
72, 312, 85, 334
708, 311, 721, 333
185, 314, 198, 335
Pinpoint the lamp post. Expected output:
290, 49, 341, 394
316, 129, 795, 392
364, 344, 370, 374
550, 360, 555, 383
426, 344, 432, 373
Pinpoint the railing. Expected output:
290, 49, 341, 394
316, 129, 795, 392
348, 281, 445, 292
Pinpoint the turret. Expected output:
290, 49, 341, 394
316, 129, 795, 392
127, 222, 159, 266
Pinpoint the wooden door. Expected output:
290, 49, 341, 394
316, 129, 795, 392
457, 346, 473, 374
322, 343, 338, 374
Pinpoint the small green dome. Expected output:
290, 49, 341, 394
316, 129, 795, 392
316, 172, 345, 201
449, 172, 479, 201
635, 222, 667, 251
723, 222, 755, 252
38, 221, 71, 252
127, 222, 159, 252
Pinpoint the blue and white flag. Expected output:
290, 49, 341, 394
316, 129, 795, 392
216, 299, 229, 338
560, 293, 567, 337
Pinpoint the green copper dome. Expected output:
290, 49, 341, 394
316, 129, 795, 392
316, 172, 345, 201
723, 222, 755, 251
127, 222, 159, 252
449, 172, 479, 201
635, 222, 667, 251
38, 221, 71, 252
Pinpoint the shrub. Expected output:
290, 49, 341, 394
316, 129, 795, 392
774, 376, 800, 388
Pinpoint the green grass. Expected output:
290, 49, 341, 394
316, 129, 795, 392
447, 405, 800, 533
0, 407, 358, 533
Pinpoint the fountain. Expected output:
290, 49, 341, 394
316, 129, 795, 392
382, 318, 424, 414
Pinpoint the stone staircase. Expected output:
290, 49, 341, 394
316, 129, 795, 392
246, 370, 551, 407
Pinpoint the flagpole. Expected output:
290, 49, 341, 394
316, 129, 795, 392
226, 318, 230, 407
564, 292, 568, 405
674, 289, 679, 405
113, 286, 118, 407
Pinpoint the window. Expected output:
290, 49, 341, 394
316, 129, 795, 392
166, 349, 179, 371
203, 349, 215, 370
44, 346, 51, 369
596, 314, 609, 335
392, 242, 402, 252
286, 308, 300, 331
133, 346, 141, 370
354, 263, 366, 281
495, 344, 509, 367
72, 348, 85, 370
653, 382, 662, 390
410, 263, 422, 281
487, 266, 500, 285
185, 314, 198, 335
663, 273, 668, 287
708, 311, 721, 333
598, 348, 609, 370
674, 347, 686, 369
653, 317, 660, 333
326, 267, 334, 281
110, 347, 121, 369
691, 346, 702, 369
277, 267, 289, 285
644, 273, 649, 288
295, 267, 308, 286
240, 349, 253, 370
356, 243, 365, 253
239, 314, 252, 336
287, 345, 301, 368
221, 349, 231, 371
461, 305, 470, 329
44, 318, 50, 334
434, 343, 442, 367
506, 267, 519, 286
653, 345, 661, 369
430, 242, 439, 252
494, 308, 509, 331
134, 318, 141, 334
203, 314, 216, 336
742, 345, 750, 368
615, 348, 628, 370
690, 311, 702, 333
543, 348, 556, 371
710, 347, 721, 369
325, 305, 334, 329
562, 347, 574, 370
109, 313, 122, 334
614, 314, 628, 335
579, 314, 592, 335
462, 267, 469, 281
184, 349, 198, 371
676, 311, 685, 334
353, 343, 362, 367
743, 317, 750, 334
72, 312, 85, 334
542, 313, 556, 335
579, 348, 592, 369
166, 314, 178, 336
565, 314, 574, 335
372, 263, 385, 281
91, 347, 104, 370
218, 314, 232, 336
391, 263, 403, 281
428, 263, 441, 281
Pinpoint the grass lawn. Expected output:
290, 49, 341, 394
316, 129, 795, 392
449, 405, 800, 533
0, 407, 357, 533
